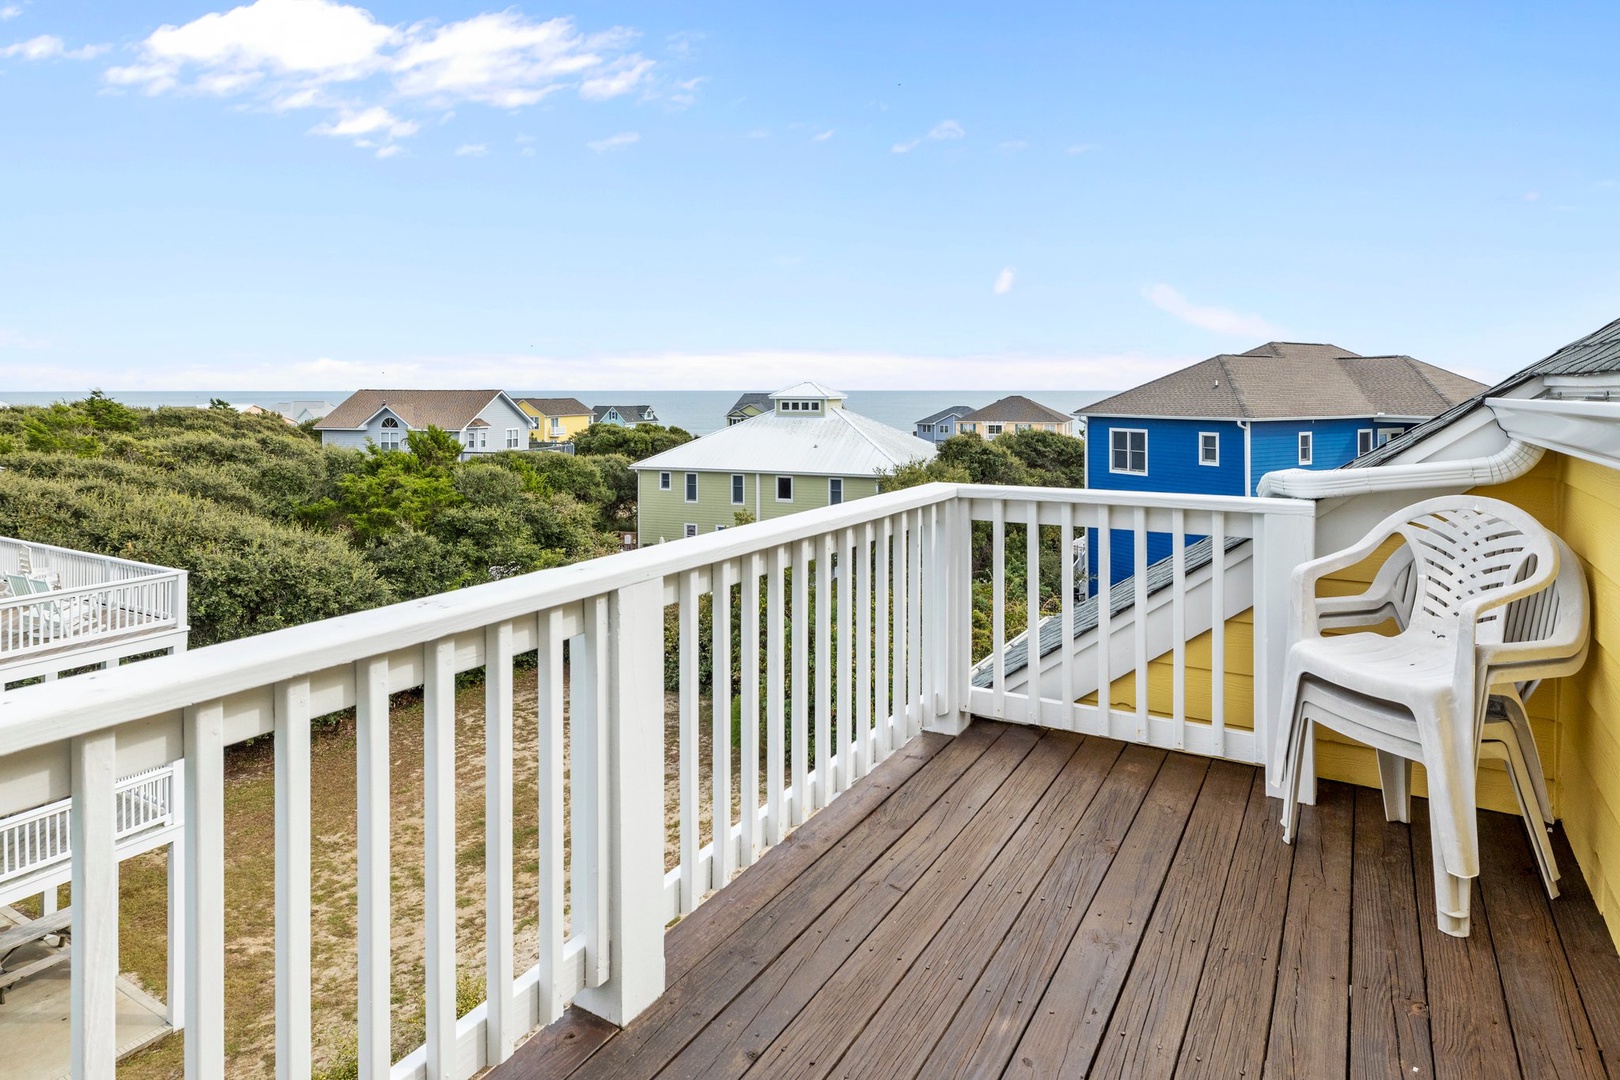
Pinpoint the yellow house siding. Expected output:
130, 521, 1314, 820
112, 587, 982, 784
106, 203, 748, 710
518, 401, 592, 443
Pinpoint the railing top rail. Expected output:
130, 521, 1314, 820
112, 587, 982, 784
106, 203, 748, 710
0, 536, 182, 579
957, 485, 1319, 516
0, 570, 184, 610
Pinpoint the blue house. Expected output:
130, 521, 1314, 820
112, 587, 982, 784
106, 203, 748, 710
1076, 341, 1485, 585
913, 405, 975, 444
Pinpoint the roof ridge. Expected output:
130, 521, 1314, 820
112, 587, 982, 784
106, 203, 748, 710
833, 407, 901, 463
1215, 354, 1250, 417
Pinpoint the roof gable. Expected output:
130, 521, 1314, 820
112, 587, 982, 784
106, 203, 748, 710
316, 390, 511, 431
516, 396, 590, 416
916, 405, 976, 425
728, 392, 773, 415
959, 395, 1073, 424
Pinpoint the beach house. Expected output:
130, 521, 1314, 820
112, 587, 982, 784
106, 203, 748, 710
313, 389, 534, 460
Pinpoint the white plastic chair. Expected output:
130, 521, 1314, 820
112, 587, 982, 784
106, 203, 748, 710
1276, 496, 1586, 937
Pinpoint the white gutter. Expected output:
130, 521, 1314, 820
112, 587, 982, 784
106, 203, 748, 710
1256, 437, 1544, 500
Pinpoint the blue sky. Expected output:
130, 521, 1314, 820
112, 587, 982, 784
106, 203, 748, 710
1, 0, 1618, 391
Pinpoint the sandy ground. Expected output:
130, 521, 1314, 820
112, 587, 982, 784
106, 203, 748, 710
115, 666, 751, 1079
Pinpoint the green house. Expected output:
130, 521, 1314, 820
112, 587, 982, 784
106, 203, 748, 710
633, 382, 935, 543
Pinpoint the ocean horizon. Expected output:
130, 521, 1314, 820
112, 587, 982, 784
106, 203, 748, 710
0, 389, 1116, 437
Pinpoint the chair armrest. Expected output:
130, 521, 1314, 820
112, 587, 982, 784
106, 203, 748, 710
1289, 525, 1406, 642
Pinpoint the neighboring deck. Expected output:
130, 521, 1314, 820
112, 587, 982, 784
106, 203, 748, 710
499, 721, 1620, 1080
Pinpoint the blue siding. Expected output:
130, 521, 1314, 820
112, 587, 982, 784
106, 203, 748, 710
1246, 417, 1375, 495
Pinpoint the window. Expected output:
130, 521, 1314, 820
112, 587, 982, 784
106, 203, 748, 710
378, 416, 401, 451
478, 429, 488, 450
1298, 432, 1313, 465
829, 477, 843, 505
960, 422, 976, 433
505, 428, 520, 449
1199, 431, 1219, 466
986, 423, 1004, 436
1015, 424, 1031, 432
776, 476, 793, 502
659, 471, 672, 491
714, 524, 726, 531
685, 472, 698, 502
731, 474, 745, 505
920, 423, 933, 434
1109, 429, 1148, 475
939, 423, 951, 434
684, 524, 698, 538
1358, 429, 1375, 456
1377, 427, 1406, 447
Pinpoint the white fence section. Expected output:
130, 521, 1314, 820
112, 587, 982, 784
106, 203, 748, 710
0, 482, 1313, 1080
0, 538, 187, 668
0, 764, 178, 888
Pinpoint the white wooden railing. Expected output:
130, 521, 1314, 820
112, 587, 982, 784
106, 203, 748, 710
0, 483, 1313, 1080
0, 537, 187, 662
0, 764, 177, 887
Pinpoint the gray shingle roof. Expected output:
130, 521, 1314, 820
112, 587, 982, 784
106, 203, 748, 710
959, 396, 1074, 424
727, 392, 773, 416
592, 405, 657, 422
915, 405, 975, 426
1077, 343, 1484, 420
316, 390, 507, 431
1352, 316, 1620, 467
515, 396, 590, 416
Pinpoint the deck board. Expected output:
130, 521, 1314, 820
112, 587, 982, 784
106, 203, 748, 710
495, 723, 1620, 1080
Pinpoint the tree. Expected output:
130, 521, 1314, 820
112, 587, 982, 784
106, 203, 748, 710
996, 428, 1085, 487
572, 422, 695, 461
935, 433, 1030, 485
209, 398, 235, 410
406, 425, 463, 469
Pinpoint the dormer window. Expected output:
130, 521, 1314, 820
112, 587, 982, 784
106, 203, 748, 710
378, 416, 402, 451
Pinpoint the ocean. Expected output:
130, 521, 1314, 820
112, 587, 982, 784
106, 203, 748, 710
0, 389, 1114, 436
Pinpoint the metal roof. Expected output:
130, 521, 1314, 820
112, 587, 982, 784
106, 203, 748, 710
632, 406, 934, 476
771, 381, 846, 400
316, 390, 509, 431
959, 395, 1074, 424
1352, 317, 1620, 467
1077, 343, 1483, 420
915, 405, 976, 425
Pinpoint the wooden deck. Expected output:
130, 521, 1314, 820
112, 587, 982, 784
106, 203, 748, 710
496, 721, 1620, 1080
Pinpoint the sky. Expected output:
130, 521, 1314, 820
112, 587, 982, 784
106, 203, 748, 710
1, 0, 1619, 392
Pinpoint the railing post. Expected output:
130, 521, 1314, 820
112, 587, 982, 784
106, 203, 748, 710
70, 729, 117, 1080
926, 495, 972, 736
1254, 504, 1316, 796
572, 578, 667, 1025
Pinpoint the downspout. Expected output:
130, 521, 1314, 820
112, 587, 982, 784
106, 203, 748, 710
1256, 437, 1543, 499
1238, 420, 1252, 496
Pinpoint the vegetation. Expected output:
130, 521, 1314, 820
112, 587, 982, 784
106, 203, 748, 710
570, 420, 694, 461
0, 396, 632, 645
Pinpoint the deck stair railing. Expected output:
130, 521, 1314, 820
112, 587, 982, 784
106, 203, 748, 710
0, 483, 1314, 1080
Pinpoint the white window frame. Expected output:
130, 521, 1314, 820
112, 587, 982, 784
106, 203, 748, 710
684, 523, 698, 538
378, 416, 402, 451
505, 427, 520, 449
731, 474, 745, 505
1109, 428, 1148, 475
920, 423, 933, 434
986, 423, 1004, 436
477, 429, 488, 450
685, 472, 698, 503
829, 477, 843, 505
1298, 431, 1313, 465
776, 475, 794, 502
1358, 429, 1375, 456
714, 524, 726, 531
1198, 431, 1219, 466
1377, 427, 1405, 446
659, 471, 671, 491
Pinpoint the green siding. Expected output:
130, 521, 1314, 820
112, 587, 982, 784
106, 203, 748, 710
636, 470, 880, 544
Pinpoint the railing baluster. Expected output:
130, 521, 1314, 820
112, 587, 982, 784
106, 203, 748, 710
875, 516, 891, 760
908, 508, 923, 740
1172, 511, 1187, 750
679, 570, 701, 911
992, 500, 1006, 719
740, 553, 761, 866
274, 677, 313, 1080
183, 700, 226, 1080
836, 529, 853, 792
423, 637, 457, 1080
1096, 505, 1112, 735
890, 515, 907, 750
855, 522, 872, 779
1133, 507, 1149, 742
356, 656, 392, 1077
578, 596, 611, 986
765, 546, 785, 846
1061, 504, 1075, 731
537, 609, 567, 1023
791, 538, 811, 825
1026, 500, 1040, 724
485, 620, 516, 1065
70, 729, 116, 1080
712, 564, 734, 885
1211, 513, 1227, 758
814, 533, 832, 811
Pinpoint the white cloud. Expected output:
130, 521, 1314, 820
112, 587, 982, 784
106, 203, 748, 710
812, 128, 833, 142
998, 139, 1028, 152
891, 138, 919, 154
1066, 143, 1097, 155
101, 1, 659, 150
1, 34, 109, 60
309, 104, 416, 139
746, 127, 769, 139
893, 118, 964, 153
0, 7, 21, 20
1143, 284, 1282, 338
993, 267, 1015, 296
587, 130, 637, 152
667, 74, 704, 108
1523, 191, 1541, 202
374, 144, 402, 158
455, 142, 486, 155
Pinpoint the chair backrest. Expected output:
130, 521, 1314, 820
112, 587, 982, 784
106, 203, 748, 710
1391, 497, 1556, 644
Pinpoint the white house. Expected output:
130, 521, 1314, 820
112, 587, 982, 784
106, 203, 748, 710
314, 389, 534, 460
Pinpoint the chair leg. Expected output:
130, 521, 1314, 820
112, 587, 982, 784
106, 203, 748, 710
1429, 827, 1472, 937
1499, 693, 1554, 823
1281, 717, 1312, 845
1376, 750, 1411, 823
1490, 735, 1561, 897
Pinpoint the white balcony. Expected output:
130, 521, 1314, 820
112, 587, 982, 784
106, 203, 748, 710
0, 538, 188, 689
0, 483, 1609, 1079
